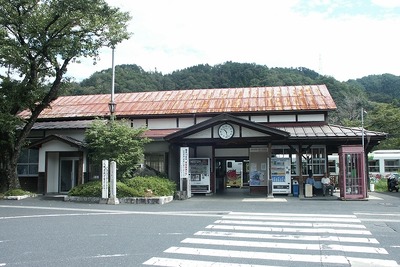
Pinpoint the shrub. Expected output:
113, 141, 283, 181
116, 182, 140, 197
68, 180, 102, 197
373, 178, 388, 192
68, 176, 176, 197
123, 176, 176, 197
4, 188, 31, 196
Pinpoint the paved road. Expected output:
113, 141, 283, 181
1, 191, 400, 266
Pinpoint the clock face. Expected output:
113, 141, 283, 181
218, 124, 235, 139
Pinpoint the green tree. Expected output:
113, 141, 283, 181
365, 102, 400, 149
0, 0, 131, 191
85, 120, 150, 180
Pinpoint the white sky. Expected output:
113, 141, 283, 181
66, 0, 400, 82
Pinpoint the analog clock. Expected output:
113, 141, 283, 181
218, 123, 235, 139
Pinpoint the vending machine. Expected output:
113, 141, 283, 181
271, 158, 291, 194
189, 158, 211, 193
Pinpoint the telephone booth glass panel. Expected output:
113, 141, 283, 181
339, 146, 366, 199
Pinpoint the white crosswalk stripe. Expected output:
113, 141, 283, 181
143, 212, 399, 267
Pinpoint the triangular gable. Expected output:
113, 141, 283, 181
28, 134, 86, 149
165, 113, 289, 141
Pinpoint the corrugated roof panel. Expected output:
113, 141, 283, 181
20, 85, 337, 119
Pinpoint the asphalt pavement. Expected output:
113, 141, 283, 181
1, 190, 400, 266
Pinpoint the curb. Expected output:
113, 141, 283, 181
65, 195, 174, 204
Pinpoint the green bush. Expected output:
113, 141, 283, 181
116, 182, 140, 197
4, 189, 31, 196
68, 176, 176, 197
373, 178, 388, 192
124, 176, 176, 197
68, 180, 102, 197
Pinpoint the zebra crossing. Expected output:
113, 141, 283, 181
143, 212, 399, 266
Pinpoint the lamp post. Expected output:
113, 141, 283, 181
361, 107, 365, 153
361, 107, 369, 195
108, 47, 116, 121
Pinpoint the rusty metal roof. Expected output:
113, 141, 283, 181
20, 85, 336, 119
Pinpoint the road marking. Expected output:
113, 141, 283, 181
229, 212, 358, 218
0, 212, 129, 220
354, 212, 400, 217
242, 198, 287, 202
182, 237, 388, 254
206, 224, 371, 235
93, 254, 127, 258
195, 231, 380, 244
164, 247, 399, 266
0, 205, 230, 219
143, 257, 281, 267
223, 215, 361, 223
214, 219, 366, 228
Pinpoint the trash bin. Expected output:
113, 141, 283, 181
370, 183, 375, 192
292, 180, 299, 197
305, 184, 313, 197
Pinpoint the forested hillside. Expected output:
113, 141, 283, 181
64, 61, 400, 149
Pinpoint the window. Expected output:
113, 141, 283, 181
384, 159, 400, 173
302, 146, 326, 176
17, 148, 39, 176
145, 153, 167, 174
368, 159, 380, 173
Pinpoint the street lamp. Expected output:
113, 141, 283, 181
361, 107, 365, 153
108, 47, 116, 121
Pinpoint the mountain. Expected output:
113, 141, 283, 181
62, 61, 400, 149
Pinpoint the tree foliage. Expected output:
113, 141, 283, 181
85, 120, 150, 180
0, 0, 131, 190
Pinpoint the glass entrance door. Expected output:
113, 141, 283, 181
60, 158, 79, 193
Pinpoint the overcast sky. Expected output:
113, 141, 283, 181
66, 0, 400, 82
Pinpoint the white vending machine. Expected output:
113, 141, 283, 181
271, 158, 291, 194
189, 158, 211, 193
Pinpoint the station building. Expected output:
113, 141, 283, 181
19, 85, 387, 199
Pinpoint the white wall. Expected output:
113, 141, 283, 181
298, 114, 325, 122
269, 114, 296, 122
47, 152, 59, 193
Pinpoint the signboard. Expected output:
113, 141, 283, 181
101, 159, 109, 199
180, 147, 189, 179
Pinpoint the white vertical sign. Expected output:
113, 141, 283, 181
102, 159, 109, 199
180, 147, 189, 192
108, 161, 119, 205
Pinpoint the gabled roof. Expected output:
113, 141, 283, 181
19, 85, 336, 119
28, 134, 86, 149
165, 113, 290, 141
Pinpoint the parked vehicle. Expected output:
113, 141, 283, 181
387, 173, 399, 192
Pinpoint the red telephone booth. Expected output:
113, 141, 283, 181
338, 145, 366, 200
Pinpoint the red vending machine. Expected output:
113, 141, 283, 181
338, 145, 366, 200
